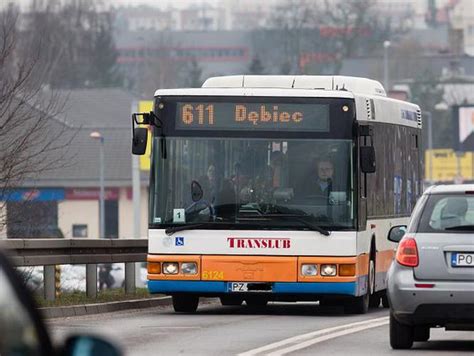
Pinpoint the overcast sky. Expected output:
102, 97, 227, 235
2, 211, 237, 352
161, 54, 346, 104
5, 0, 221, 10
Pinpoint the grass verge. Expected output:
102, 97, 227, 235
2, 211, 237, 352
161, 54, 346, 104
35, 288, 157, 308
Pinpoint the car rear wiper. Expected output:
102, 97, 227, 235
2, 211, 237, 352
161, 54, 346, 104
444, 225, 474, 231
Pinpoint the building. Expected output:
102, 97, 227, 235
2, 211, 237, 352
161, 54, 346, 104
0, 89, 149, 239
449, 0, 474, 55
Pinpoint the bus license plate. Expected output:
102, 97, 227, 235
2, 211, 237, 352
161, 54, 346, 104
229, 282, 248, 292
451, 253, 474, 267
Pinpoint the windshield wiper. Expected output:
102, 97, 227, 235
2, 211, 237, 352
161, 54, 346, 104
238, 213, 330, 236
165, 223, 211, 235
444, 225, 474, 231
263, 204, 331, 236
260, 214, 330, 236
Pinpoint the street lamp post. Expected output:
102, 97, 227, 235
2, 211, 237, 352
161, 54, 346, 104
90, 131, 105, 238
383, 40, 391, 92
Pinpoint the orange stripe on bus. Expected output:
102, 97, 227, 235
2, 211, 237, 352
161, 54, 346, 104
202, 255, 297, 282
146, 254, 373, 283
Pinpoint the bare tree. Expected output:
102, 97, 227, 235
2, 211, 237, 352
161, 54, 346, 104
135, 32, 186, 94
254, 0, 411, 75
183, 57, 204, 88
0, 5, 74, 233
315, 0, 412, 74
25, 0, 121, 89
267, 0, 315, 74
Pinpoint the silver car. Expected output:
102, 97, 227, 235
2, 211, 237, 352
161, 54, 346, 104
387, 184, 474, 349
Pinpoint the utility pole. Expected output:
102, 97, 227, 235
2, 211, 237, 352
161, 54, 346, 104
90, 131, 105, 238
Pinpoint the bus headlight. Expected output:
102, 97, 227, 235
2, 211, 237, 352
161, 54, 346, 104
181, 262, 198, 275
301, 264, 318, 276
163, 262, 179, 274
320, 264, 337, 276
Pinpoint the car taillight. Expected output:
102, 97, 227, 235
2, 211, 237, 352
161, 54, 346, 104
396, 237, 419, 267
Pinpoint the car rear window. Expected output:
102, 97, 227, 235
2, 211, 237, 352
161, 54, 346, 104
417, 194, 474, 233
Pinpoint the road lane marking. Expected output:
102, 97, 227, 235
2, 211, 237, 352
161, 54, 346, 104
237, 316, 389, 356
142, 326, 202, 329
268, 320, 388, 355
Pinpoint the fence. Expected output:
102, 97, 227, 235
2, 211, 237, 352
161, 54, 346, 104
0, 238, 148, 301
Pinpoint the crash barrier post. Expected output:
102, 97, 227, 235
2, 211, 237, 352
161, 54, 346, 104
55, 265, 61, 298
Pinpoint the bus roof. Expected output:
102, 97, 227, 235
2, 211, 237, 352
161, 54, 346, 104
203, 75, 386, 97
154, 87, 355, 99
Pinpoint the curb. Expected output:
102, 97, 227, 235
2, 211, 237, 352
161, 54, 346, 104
39, 296, 172, 319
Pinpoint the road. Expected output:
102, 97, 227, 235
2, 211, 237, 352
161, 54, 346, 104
48, 300, 474, 355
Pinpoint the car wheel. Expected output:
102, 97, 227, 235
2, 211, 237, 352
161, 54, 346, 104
245, 297, 268, 307
172, 295, 199, 313
390, 312, 414, 349
414, 326, 430, 342
220, 296, 243, 306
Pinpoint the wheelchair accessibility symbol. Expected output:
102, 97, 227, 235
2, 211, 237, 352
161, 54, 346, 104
175, 237, 185, 246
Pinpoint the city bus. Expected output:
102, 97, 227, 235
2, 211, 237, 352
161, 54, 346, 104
132, 75, 422, 314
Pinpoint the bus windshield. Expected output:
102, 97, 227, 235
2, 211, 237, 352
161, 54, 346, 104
151, 137, 355, 230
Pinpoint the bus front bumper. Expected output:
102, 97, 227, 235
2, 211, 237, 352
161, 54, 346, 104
148, 280, 357, 296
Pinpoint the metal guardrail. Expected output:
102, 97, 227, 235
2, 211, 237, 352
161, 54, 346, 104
0, 238, 148, 301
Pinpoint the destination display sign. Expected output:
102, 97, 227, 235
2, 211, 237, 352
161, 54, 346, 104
175, 102, 329, 132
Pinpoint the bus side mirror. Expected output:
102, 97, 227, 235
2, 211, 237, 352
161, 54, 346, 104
132, 128, 148, 155
360, 146, 376, 173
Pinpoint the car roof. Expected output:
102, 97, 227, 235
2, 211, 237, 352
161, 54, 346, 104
424, 184, 474, 195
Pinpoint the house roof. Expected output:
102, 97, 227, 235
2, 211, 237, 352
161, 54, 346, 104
21, 88, 149, 188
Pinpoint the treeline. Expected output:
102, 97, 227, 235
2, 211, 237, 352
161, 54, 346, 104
15, 0, 121, 89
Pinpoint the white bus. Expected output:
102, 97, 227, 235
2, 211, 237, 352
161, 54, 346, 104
132, 75, 422, 314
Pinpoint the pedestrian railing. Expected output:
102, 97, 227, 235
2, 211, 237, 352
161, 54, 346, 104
0, 238, 148, 301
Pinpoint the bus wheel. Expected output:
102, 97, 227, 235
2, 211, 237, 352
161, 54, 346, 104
245, 297, 268, 308
369, 292, 381, 308
172, 295, 199, 313
381, 292, 390, 308
220, 295, 243, 306
345, 258, 374, 314
344, 292, 369, 314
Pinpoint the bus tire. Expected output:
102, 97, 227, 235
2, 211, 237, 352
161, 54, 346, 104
245, 297, 268, 308
172, 295, 199, 313
345, 256, 374, 314
390, 312, 414, 349
369, 292, 381, 308
220, 295, 243, 306
344, 292, 369, 314
381, 292, 390, 308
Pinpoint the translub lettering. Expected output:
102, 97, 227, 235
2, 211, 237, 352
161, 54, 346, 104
227, 237, 291, 249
